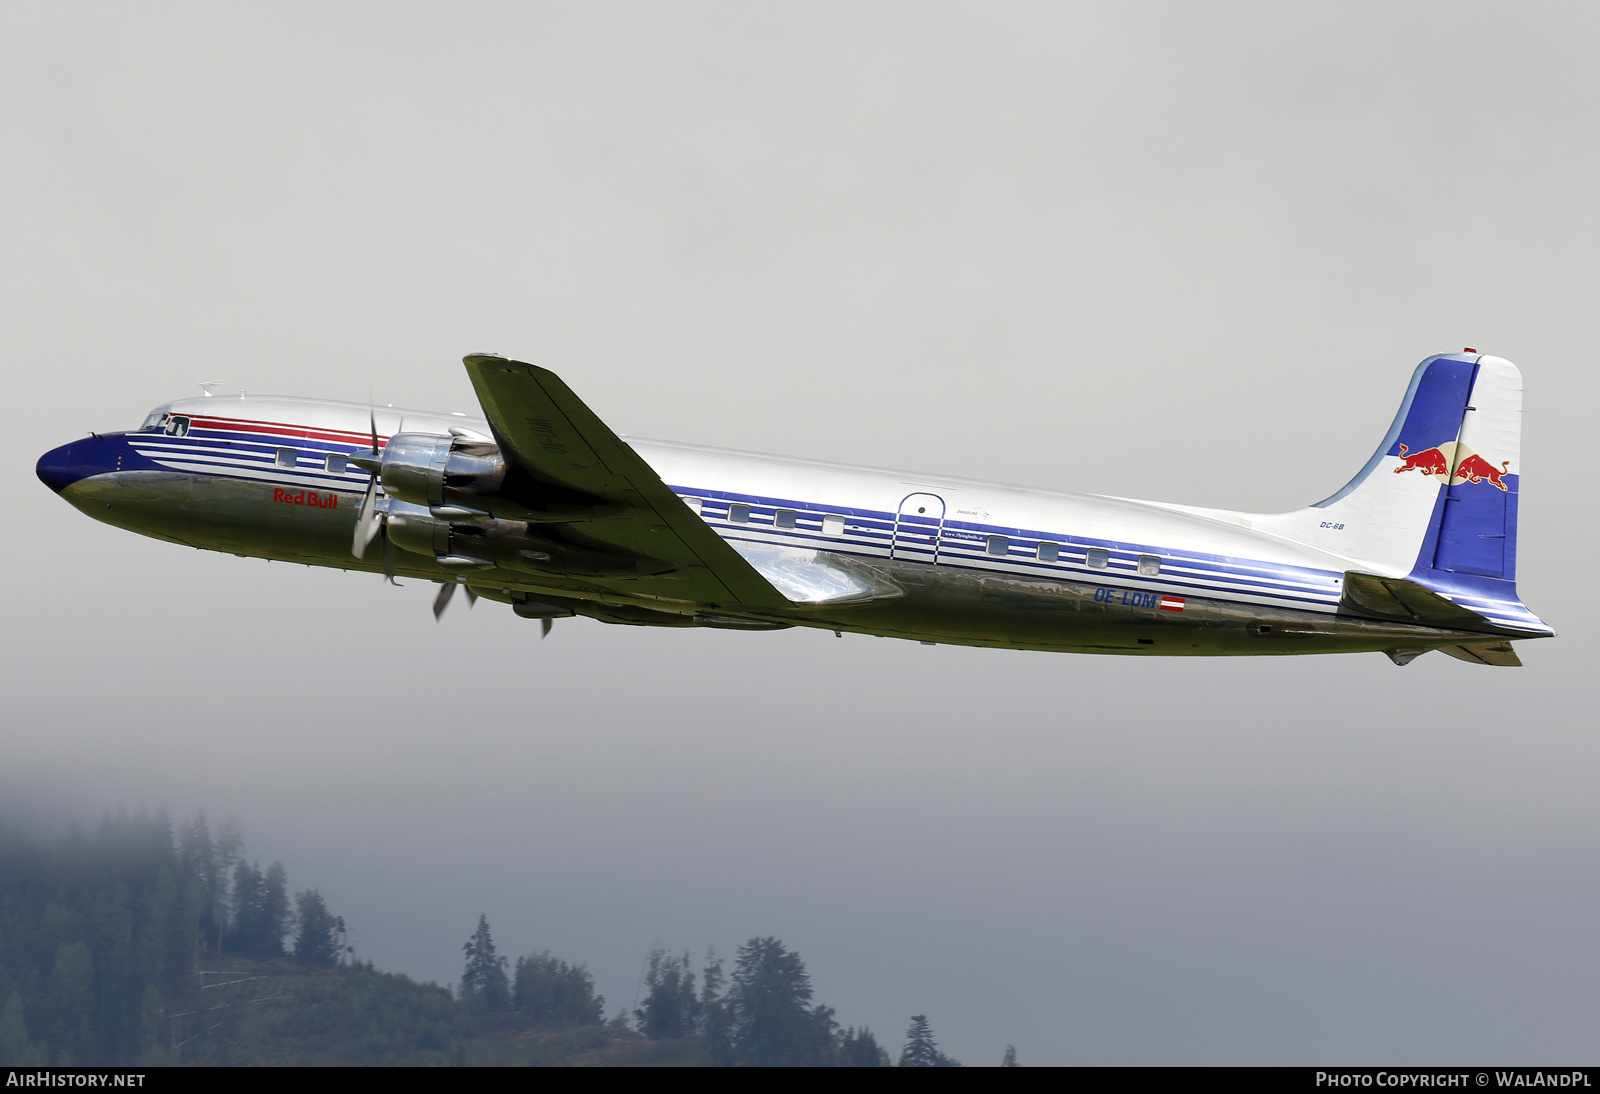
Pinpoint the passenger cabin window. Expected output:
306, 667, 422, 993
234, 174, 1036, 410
1138, 554, 1161, 576
681, 497, 703, 515
324, 453, 348, 474
1037, 541, 1060, 562
164, 416, 190, 437
1086, 548, 1109, 569
986, 535, 1009, 557
728, 503, 751, 523
275, 447, 299, 469
774, 509, 797, 530
822, 515, 846, 536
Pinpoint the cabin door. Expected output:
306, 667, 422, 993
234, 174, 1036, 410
891, 492, 946, 563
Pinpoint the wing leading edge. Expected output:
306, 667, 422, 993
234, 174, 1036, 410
462, 354, 789, 608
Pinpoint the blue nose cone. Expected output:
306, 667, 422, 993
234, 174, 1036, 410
37, 435, 113, 494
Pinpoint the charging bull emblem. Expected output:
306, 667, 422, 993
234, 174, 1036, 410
1395, 441, 1510, 491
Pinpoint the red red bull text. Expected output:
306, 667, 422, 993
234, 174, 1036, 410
273, 488, 339, 509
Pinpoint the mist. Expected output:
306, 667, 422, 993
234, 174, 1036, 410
4, 2, 1597, 1064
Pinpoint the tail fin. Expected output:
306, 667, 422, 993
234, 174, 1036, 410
1256, 352, 1550, 635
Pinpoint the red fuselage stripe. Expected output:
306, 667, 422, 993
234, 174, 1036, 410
187, 416, 387, 446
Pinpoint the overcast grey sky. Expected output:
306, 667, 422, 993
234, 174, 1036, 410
4, 1, 1599, 1065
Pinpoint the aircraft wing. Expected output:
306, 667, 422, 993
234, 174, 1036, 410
463, 354, 789, 608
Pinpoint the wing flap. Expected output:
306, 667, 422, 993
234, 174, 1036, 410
728, 541, 903, 607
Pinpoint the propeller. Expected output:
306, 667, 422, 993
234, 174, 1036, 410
353, 474, 383, 558
350, 406, 403, 584
432, 581, 480, 621
351, 405, 383, 559
345, 403, 498, 623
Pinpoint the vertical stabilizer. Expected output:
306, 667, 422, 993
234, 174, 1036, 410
1253, 352, 1549, 635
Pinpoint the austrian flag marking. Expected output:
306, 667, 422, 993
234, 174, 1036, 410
1158, 595, 1186, 612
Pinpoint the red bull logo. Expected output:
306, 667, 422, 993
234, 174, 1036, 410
1454, 452, 1510, 491
1395, 443, 1451, 478
1394, 441, 1511, 491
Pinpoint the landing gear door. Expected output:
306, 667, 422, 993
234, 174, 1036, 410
892, 492, 946, 563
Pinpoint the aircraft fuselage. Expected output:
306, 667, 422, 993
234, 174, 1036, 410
38, 393, 1527, 659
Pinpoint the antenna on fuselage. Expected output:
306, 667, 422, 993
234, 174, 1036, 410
198, 381, 225, 397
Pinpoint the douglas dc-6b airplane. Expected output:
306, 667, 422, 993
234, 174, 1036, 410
37, 351, 1550, 666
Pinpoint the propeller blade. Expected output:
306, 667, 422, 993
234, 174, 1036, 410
540, 617, 553, 640
352, 400, 393, 569
382, 530, 401, 586
432, 581, 456, 621
352, 476, 380, 558
347, 406, 383, 472
464, 586, 479, 608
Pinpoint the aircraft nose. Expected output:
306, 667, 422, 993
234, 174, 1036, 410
37, 436, 112, 494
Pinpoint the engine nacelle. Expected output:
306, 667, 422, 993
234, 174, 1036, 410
384, 499, 453, 558
378, 432, 506, 508
383, 506, 576, 572
384, 507, 675, 581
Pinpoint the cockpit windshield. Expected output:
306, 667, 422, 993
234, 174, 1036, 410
138, 409, 189, 436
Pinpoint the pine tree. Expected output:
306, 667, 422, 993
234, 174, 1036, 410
726, 937, 833, 1066
263, 862, 289, 955
213, 817, 244, 958
44, 942, 95, 1065
512, 951, 603, 1025
699, 947, 730, 1055
899, 1014, 960, 1067
460, 915, 510, 1011
180, 812, 222, 954
230, 860, 276, 958
635, 949, 699, 1039
293, 890, 339, 967
226, 858, 290, 959
137, 985, 162, 1063
837, 1025, 891, 1066
0, 991, 42, 1066
0, 810, 215, 1064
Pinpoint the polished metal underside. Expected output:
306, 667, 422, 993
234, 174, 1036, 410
61, 470, 1511, 660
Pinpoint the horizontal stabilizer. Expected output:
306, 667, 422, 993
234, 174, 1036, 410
1341, 571, 1501, 633
1438, 642, 1521, 667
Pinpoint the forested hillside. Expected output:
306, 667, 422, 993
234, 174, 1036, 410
0, 810, 1000, 1066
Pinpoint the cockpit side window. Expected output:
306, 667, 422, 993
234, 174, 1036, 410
140, 411, 166, 431
164, 416, 191, 437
